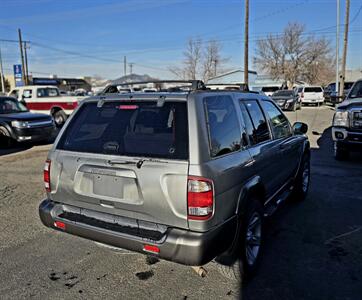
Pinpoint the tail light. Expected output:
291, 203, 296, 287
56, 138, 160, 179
187, 176, 214, 220
44, 159, 51, 192
301, 92, 304, 98
143, 244, 160, 254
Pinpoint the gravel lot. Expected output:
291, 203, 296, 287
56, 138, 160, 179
0, 106, 361, 300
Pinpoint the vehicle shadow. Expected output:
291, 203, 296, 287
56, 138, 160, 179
0, 143, 33, 156
237, 127, 362, 300
0, 134, 58, 157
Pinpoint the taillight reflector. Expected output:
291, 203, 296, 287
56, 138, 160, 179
54, 221, 66, 230
44, 159, 51, 192
187, 176, 214, 220
143, 244, 160, 254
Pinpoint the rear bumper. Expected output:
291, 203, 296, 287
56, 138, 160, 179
301, 99, 324, 104
39, 199, 237, 266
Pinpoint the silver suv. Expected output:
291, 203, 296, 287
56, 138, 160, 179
39, 81, 310, 279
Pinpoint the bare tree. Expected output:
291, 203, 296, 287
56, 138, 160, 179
254, 22, 334, 87
170, 38, 228, 82
201, 40, 229, 82
184, 38, 202, 80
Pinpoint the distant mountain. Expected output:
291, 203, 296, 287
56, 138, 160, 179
111, 74, 158, 85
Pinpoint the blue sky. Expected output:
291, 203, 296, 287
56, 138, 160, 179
0, 0, 361, 79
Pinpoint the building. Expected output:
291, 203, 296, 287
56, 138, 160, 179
32, 77, 92, 92
345, 69, 362, 82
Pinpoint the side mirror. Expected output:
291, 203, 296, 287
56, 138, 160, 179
293, 122, 308, 135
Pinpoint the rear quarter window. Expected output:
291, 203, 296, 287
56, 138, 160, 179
204, 95, 241, 157
57, 101, 189, 160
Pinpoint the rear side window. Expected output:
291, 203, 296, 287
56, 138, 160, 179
204, 96, 241, 157
239, 102, 256, 146
304, 87, 322, 93
37, 88, 60, 97
23, 89, 32, 99
261, 101, 291, 139
243, 100, 271, 144
57, 101, 189, 160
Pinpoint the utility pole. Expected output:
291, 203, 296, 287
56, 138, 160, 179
24, 41, 30, 85
244, 0, 249, 86
0, 44, 5, 93
18, 28, 26, 85
129, 63, 134, 75
335, 0, 340, 96
124, 56, 127, 76
339, 0, 350, 98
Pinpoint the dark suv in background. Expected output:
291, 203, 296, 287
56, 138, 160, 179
271, 90, 301, 111
0, 96, 55, 147
325, 81, 355, 106
39, 81, 310, 281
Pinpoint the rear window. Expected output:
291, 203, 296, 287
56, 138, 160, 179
57, 101, 189, 160
304, 87, 322, 93
262, 87, 279, 93
344, 82, 354, 90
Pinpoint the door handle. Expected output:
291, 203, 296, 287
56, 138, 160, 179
245, 158, 255, 167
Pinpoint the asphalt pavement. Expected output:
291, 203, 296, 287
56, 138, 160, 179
0, 105, 361, 300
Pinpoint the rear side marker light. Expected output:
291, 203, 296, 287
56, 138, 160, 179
187, 176, 214, 220
44, 159, 51, 192
54, 221, 66, 230
143, 244, 160, 254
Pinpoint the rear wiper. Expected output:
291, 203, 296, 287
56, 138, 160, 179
107, 159, 137, 166
108, 157, 168, 169
107, 158, 145, 169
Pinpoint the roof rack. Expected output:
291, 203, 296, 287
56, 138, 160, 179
101, 80, 206, 94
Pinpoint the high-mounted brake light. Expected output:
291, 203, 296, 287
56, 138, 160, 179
44, 159, 51, 192
187, 176, 214, 220
117, 105, 139, 110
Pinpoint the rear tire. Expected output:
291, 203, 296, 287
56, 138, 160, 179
53, 110, 67, 127
217, 199, 264, 282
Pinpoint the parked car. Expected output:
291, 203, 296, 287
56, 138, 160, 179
39, 80, 310, 281
8, 85, 86, 127
261, 86, 280, 97
324, 81, 354, 106
271, 90, 301, 111
300, 86, 324, 105
0, 96, 55, 147
332, 79, 362, 160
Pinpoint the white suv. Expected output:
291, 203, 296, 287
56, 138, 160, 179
300, 86, 324, 105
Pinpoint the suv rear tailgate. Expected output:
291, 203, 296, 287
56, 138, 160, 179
49, 99, 190, 229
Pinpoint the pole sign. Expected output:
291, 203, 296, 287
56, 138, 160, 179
13, 64, 24, 87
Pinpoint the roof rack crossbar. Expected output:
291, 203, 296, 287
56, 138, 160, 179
104, 80, 206, 92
